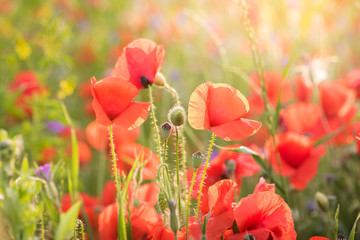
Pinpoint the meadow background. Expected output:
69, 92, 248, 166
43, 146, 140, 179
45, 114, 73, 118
1, 0, 360, 239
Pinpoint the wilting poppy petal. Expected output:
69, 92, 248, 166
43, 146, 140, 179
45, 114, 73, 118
113, 102, 150, 130
210, 118, 262, 141
112, 38, 165, 89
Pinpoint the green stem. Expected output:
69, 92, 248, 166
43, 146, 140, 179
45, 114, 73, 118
175, 127, 182, 224
196, 133, 216, 214
149, 86, 162, 161
185, 168, 198, 240
109, 125, 127, 240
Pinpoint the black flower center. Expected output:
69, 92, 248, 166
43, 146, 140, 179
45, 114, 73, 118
140, 76, 152, 88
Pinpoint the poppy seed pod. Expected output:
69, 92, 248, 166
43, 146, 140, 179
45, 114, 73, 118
161, 122, 173, 140
192, 151, 204, 169
154, 72, 166, 87
169, 106, 186, 126
315, 192, 329, 211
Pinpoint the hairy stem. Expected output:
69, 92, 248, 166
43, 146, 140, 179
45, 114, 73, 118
185, 168, 198, 239
196, 133, 216, 214
109, 125, 127, 240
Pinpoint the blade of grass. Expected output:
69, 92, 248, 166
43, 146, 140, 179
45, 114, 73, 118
349, 211, 360, 240
61, 101, 79, 202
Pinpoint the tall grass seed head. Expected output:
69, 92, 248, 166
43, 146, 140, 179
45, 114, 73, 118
169, 106, 186, 126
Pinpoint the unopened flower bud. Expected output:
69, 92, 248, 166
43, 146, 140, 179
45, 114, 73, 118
154, 72, 166, 87
244, 234, 255, 240
169, 106, 186, 126
315, 192, 329, 211
169, 199, 178, 233
192, 151, 204, 169
161, 122, 173, 140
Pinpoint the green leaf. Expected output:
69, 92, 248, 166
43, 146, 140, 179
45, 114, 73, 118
55, 200, 82, 240
21, 157, 29, 173
61, 101, 79, 202
334, 204, 340, 240
349, 211, 360, 240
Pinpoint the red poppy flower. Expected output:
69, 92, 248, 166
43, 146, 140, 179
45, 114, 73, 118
40, 146, 57, 164
61, 193, 100, 230
228, 191, 297, 240
152, 226, 185, 240
185, 180, 237, 240
253, 177, 275, 193
319, 81, 356, 119
309, 237, 329, 240
98, 203, 162, 240
115, 142, 159, 180
280, 102, 322, 134
265, 133, 326, 190
295, 74, 312, 102
101, 181, 159, 207
111, 38, 165, 89
211, 144, 262, 185
9, 71, 46, 115
85, 121, 140, 150
343, 68, 360, 98
91, 77, 150, 128
188, 82, 261, 141
247, 71, 293, 114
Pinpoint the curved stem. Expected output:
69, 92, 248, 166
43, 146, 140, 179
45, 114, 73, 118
196, 133, 216, 214
109, 125, 127, 240
149, 86, 162, 161
185, 168, 198, 240
175, 127, 182, 224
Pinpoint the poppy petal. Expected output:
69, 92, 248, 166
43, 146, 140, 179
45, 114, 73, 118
289, 145, 326, 190
205, 210, 234, 240
207, 83, 250, 126
91, 77, 112, 126
281, 102, 322, 133
112, 38, 165, 89
210, 118, 262, 141
188, 82, 211, 130
113, 102, 150, 130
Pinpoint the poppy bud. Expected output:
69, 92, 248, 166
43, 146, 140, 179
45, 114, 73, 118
244, 234, 255, 240
161, 122, 173, 140
192, 151, 204, 169
169, 106, 186, 126
315, 192, 329, 211
169, 199, 179, 233
154, 72, 166, 87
